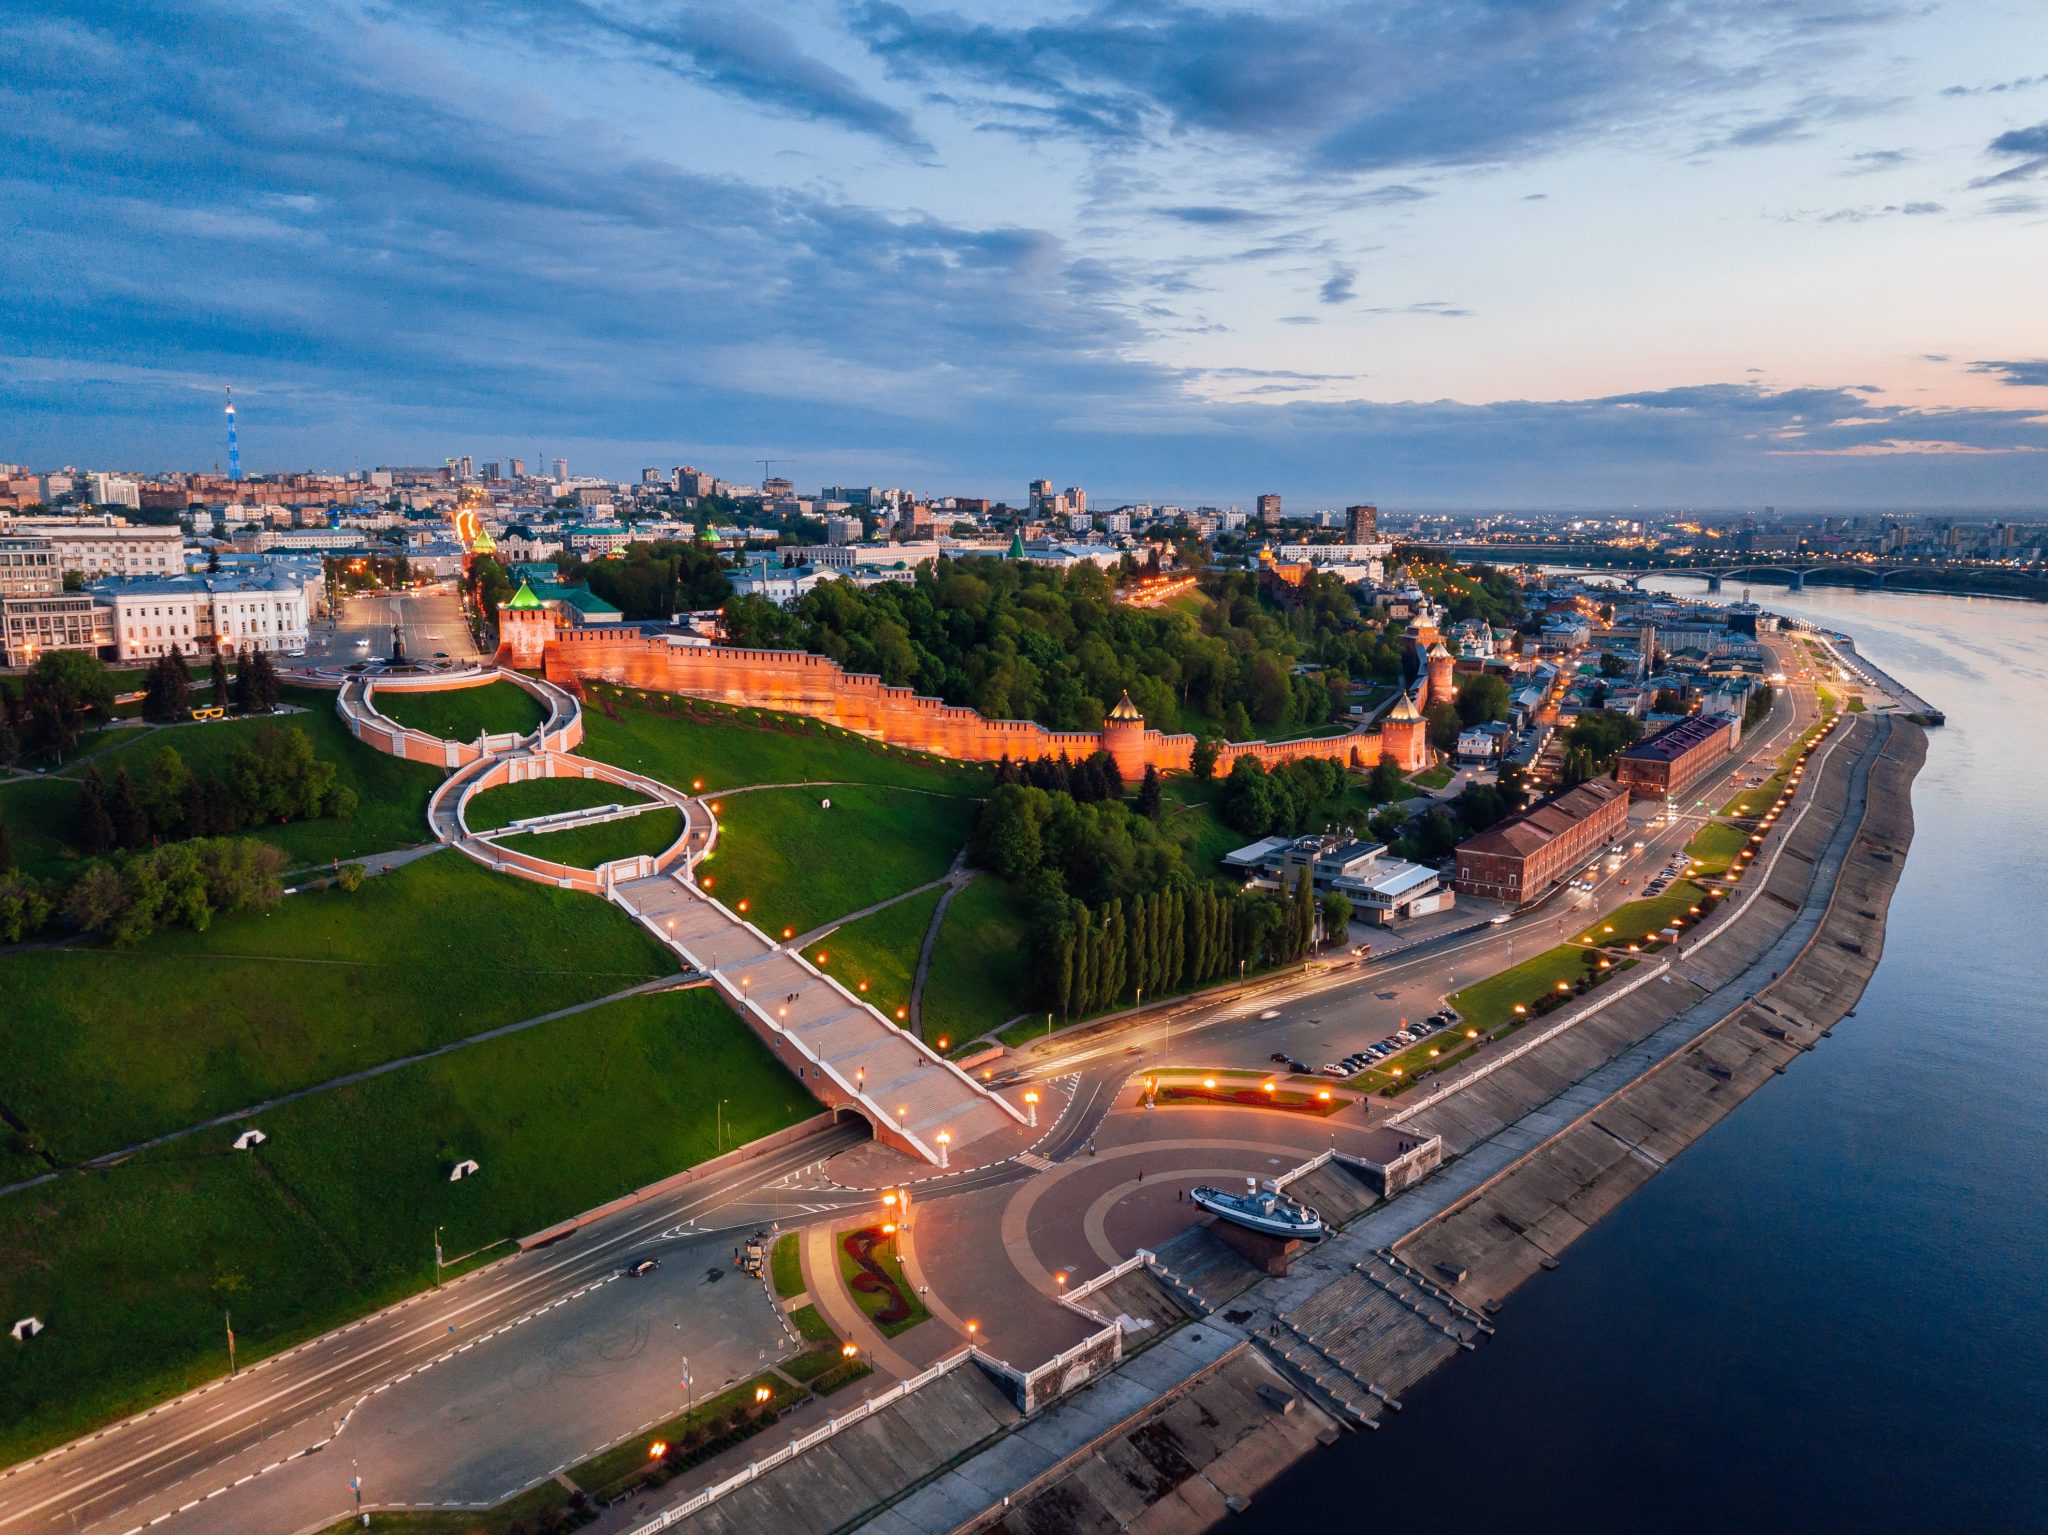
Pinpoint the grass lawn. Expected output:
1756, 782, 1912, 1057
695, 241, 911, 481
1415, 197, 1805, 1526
770, 1234, 805, 1300
1166, 799, 1250, 873
372, 680, 545, 742
0, 986, 808, 1464
1409, 762, 1456, 790
496, 805, 683, 868
707, 783, 974, 938
1572, 880, 1712, 952
45, 687, 445, 872
1446, 944, 1600, 1034
835, 1226, 930, 1338
566, 1371, 788, 1499
579, 687, 987, 796
806, 884, 941, 1031
923, 875, 1032, 1045
787, 1302, 833, 1343
314, 1483, 583, 1535
1684, 820, 1751, 877
1722, 771, 1787, 817
465, 775, 652, 832
0, 850, 673, 1162
0, 773, 89, 882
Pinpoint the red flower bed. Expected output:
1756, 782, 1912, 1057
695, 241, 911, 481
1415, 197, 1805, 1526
1156, 1084, 1345, 1116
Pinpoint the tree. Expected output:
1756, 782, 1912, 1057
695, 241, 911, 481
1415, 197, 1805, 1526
76, 767, 117, 855
110, 766, 151, 849
140, 746, 193, 838
1455, 673, 1511, 727
1424, 700, 1462, 753
1190, 738, 1220, 781
141, 654, 189, 723
1367, 755, 1406, 802
22, 651, 114, 760
210, 652, 230, 705
1319, 890, 1353, 947
0, 811, 12, 873
1222, 701, 1253, 742
1135, 764, 1162, 819
0, 873, 50, 944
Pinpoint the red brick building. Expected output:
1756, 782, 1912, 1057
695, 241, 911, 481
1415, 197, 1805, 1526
1453, 778, 1631, 903
1613, 712, 1741, 801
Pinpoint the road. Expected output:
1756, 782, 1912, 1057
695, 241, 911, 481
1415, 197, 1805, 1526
305, 584, 482, 667
0, 1127, 873, 1535
0, 642, 1820, 1535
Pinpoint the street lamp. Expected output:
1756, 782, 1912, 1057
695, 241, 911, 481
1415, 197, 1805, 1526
937, 1129, 951, 1169
1023, 1089, 1039, 1128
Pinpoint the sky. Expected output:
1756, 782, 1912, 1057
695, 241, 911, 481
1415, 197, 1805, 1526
2, 0, 2045, 508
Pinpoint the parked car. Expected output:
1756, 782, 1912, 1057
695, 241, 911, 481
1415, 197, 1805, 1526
1270, 1052, 1290, 1064
1320, 1063, 1348, 1077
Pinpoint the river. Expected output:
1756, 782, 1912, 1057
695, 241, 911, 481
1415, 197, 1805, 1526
1240, 581, 2048, 1532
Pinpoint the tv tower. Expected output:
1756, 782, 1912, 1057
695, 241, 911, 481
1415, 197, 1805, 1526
225, 386, 242, 482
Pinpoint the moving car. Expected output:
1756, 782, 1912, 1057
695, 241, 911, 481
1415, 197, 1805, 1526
625, 1258, 660, 1278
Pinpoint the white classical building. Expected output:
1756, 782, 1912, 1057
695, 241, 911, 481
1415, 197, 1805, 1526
88, 569, 310, 661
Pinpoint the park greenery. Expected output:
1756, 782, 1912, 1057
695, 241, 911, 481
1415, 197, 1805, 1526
373, 678, 545, 741
465, 775, 654, 832
0, 850, 673, 1164
0, 986, 806, 1465
1561, 707, 1645, 784
557, 539, 730, 618
723, 556, 1413, 741
495, 805, 684, 869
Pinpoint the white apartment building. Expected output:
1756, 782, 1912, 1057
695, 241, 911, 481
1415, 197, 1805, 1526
89, 570, 310, 661
87, 474, 142, 510
1, 515, 184, 577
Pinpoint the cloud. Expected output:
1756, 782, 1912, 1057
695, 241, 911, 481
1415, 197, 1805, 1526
850, 1, 1909, 176
1969, 359, 2048, 388
1795, 201, 1944, 222
1942, 74, 2048, 98
1155, 204, 1268, 226
1768, 439, 2044, 456
1842, 148, 1910, 173
1361, 300, 1473, 318
1319, 265, 1357, 304
425, 0, 932, 153
1971, 119, 2048, 186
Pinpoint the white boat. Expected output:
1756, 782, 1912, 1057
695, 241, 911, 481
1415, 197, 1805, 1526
1190, 1178, 1327, 1242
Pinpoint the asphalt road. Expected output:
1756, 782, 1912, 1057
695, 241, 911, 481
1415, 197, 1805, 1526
0, 1126, 871, 1535
1, 643, 1820, 1535
306, 584, 482, 666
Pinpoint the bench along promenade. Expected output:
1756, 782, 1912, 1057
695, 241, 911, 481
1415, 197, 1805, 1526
316, 662, 1026, 1164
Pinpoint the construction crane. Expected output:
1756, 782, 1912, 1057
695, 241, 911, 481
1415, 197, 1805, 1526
760, 458, 793, 485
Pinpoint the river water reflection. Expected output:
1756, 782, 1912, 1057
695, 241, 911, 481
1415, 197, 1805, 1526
1239, 582, 2048, 1533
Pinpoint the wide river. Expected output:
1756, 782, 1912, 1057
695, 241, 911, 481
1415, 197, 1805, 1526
1242, 580, 2048, 1532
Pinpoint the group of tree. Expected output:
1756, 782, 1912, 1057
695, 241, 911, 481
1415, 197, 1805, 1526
1217, 753, 1350, 838
0, 651, 116, 763
1035, 870, 1321, 1020
558, 540, 731, 619
989, 750, 1124, 804
465, 552, 515, 627
1560, 708, 1645, 785
139, 649, 280, 727
1406, 560, 1528, 629
61, 837, 287, 945
1743, 683, 1775, 730
722, 556, 1404, 740
74, 729, 355, 854
969, 782, 1185, 907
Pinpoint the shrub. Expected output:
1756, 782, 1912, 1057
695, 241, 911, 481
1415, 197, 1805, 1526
335, 862, 366, 893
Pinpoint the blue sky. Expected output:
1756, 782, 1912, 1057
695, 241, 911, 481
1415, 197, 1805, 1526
2, 0, 2045, 507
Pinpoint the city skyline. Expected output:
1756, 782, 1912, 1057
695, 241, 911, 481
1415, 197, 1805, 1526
3, 0, 2046, 505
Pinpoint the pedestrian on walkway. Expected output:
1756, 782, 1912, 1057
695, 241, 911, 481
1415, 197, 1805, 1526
1137, 1168, 1144, 1182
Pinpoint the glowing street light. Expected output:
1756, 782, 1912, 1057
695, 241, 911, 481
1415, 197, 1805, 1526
1023, 1088, 1040, 1127
937, 1129, 951, 1169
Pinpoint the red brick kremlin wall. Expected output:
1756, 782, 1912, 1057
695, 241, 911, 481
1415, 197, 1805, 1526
543, 627, 1433, 774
